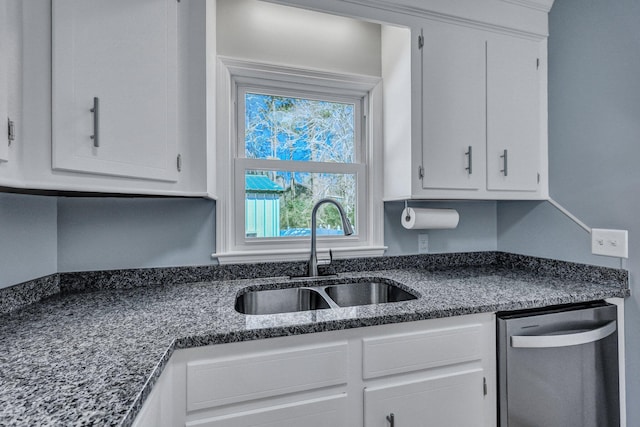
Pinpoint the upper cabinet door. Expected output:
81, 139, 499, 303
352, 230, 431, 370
421, 23, 486, 191
0, 0, 9, 163
52, 0, 178, 182
486, 36, 541, 192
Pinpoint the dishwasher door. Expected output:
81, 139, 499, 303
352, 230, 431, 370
497, 302, 619, 427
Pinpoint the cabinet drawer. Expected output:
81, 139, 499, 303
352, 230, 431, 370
186, 342, 348, 411
362, 324, 482, 379
186, 394, 348, 427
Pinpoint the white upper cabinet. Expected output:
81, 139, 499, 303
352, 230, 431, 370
0, 0, 210, 196
486, 35, 542, 192
52, 0, 179, 182
383, 19, 548, 200
419, 23, 546, 199
0, 1, 9, 163
370, 0, 551, 201
421, 22, 486, 192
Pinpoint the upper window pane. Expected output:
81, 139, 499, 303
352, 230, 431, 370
244, 93, 355, 163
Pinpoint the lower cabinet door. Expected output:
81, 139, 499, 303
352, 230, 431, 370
186, 394, 348, 427
364, 369, 485, 427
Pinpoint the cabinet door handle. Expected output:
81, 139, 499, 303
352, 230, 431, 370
386, 413, 395, 427
465, 146, 472, 174
500, 149, 508, 176
90, 97, 99, 148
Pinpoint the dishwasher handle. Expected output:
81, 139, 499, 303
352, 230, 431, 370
511, 320, 616, 349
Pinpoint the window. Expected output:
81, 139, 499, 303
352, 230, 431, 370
241, 88, 361, 239
215, 58, 384, 263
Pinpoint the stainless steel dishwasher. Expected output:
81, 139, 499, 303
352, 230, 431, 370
497, 301, 619, 427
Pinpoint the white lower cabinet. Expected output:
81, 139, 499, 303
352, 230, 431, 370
364, 369, 484, 427
134, 313, 496, 427
186, 395, 348, 427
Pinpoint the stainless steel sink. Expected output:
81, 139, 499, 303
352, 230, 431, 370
235, 278, 417, 315
235, 287, 332, 315
325, 281, 416, 307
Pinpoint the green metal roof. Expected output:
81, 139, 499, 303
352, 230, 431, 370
245, 174, 284, 193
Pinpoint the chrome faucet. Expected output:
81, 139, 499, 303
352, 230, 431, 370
308, 198, 354, 277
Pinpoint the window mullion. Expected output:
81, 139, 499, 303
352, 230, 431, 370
237, 158, 363, 175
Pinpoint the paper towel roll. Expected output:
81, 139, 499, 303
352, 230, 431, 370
401, 207, 459, 230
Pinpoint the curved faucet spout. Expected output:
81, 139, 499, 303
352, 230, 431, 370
308, 198, 354, 277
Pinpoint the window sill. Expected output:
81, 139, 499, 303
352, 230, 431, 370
212, 246, 387, 265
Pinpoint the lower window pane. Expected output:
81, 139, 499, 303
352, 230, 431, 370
245, 171, 357, 239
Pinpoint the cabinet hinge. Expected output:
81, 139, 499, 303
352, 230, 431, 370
418, 34, 424, 50
537, 58, 540, 69
483, 377, 488, 396
7, 118, 15, 145
537, 173, 540, 184
418, 165, 424, 180
177, 154, 182, 172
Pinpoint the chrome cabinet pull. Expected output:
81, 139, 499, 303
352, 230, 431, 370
500, 149, 508, 176
90, 97, 99, 148
465, 146, 472, 174
386, 413, 395, 427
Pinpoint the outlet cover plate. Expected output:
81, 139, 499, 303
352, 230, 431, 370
591, 228, 628, 258
418, 233, 429, 254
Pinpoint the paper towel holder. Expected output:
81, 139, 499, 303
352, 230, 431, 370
404, 200, 414, 222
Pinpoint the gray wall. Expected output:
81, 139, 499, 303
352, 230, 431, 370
0, 193, 57, 288
2, 196, 492, 281
385, 201, 497, 256
498, 0, 640, 422
57, 198, 216, 272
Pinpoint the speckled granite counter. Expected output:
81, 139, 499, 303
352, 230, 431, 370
0, 253, 629, 426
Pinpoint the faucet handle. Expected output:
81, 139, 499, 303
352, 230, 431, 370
317, 249, 333, 267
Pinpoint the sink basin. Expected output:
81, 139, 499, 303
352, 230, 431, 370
235, 278, 418, 315
235, 287, 331, 315
325, 281, 417, 307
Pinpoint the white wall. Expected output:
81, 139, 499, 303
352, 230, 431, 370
217, 0, 382, 76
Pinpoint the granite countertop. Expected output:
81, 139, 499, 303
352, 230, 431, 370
0, 253, 629, 426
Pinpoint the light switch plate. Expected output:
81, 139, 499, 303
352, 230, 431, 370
418, 233, 429, 254
591, 228, 628, 258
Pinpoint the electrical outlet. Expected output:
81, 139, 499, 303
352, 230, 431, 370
591, 228, 628, 258
418, 233, 429, 254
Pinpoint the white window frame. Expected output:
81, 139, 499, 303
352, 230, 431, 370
214, 57, 385, 264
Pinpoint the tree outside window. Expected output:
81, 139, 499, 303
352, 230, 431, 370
242, 92, 360, 238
